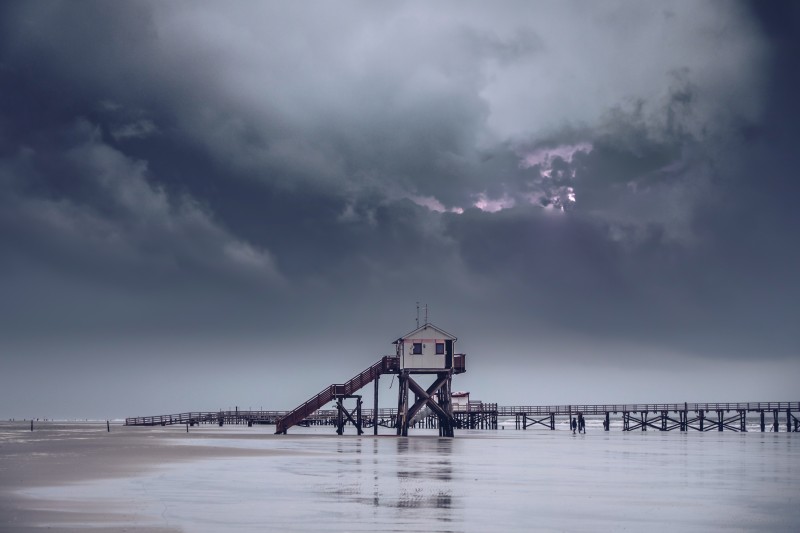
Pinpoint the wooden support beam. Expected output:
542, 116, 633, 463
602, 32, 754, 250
406, 374, 450, 423
437, 372, 454, 437
396, 372, 411, 436
336, 397, 344, 435
335, 395, 364, 435
373, 376, 379, 436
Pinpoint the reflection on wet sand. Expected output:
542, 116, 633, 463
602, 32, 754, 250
324, 436, 457, 526
395, 437, 454, 516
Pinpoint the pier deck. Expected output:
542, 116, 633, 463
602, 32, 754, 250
126, 401, 799, 433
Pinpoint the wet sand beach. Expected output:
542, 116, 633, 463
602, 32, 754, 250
0, 422, 293, 532
1, 421, 798, 532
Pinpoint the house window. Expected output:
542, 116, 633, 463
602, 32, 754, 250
435, 342, 445, 355
412, 342, 422, 354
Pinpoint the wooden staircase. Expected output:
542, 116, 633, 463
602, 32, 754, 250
274, 356, 399, 434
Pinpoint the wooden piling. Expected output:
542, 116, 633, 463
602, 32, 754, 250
373, 375, 379, 436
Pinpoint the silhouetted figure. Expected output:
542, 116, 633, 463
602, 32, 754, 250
578, 414, 585, 433
571, 417, 577, 434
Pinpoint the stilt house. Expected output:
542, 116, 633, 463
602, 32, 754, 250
393, 322, 457, 371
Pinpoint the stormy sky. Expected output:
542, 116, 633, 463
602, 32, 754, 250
1, 1, 798, 419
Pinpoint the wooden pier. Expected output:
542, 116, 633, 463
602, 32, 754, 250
504, 402, 800, 433
124, 325, 798, 436
126, 401, 799, 433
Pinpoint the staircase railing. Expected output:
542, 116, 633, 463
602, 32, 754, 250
275, 356, 399, 434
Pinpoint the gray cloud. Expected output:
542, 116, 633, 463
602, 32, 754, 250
0, 1, 797, 417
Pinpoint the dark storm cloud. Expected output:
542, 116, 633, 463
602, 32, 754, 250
0, 1, 797, 416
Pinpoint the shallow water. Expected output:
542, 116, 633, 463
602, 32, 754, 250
18, 425, 800, 532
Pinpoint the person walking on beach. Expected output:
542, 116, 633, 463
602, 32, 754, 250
571, 417, 577, 434
578, 414, 585, 434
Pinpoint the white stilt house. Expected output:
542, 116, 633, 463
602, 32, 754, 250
392, 322, 466, 437
393, 323, 458, 372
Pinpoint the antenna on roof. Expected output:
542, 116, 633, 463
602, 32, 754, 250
425, 303, 429, 325
416, 302, 420, 328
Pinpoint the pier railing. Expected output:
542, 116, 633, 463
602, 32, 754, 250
497, 402, 800, 416
124, 410, 286, 427
126, 402, 800, 428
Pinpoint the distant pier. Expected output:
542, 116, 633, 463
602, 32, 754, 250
126, 401, 800, 433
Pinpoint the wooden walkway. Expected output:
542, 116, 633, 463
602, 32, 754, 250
126, 401, 799, 433
504, 402, 800, 432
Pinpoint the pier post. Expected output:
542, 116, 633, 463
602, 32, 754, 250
642, 411, 647, 431
761, 411, 765, 432
373, 375, 379, 436
740, 410, 747, 432
395, 371, 410, 436
787, 409, 792, 433
336, 397, 344, 435
551, 413, 555, 431
604, 412, 609, 431
699, 410, 704, 431
773, 409, 779, 432
356, 396, 363, 435
717, 410, 723, 431
682, 402, 688, 431
437, 372, 454, 438
401, 373, 410, 436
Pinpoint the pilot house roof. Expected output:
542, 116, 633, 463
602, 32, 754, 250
393, 322, 457, 344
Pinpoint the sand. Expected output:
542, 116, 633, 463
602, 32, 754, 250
0, 421, 291, 532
